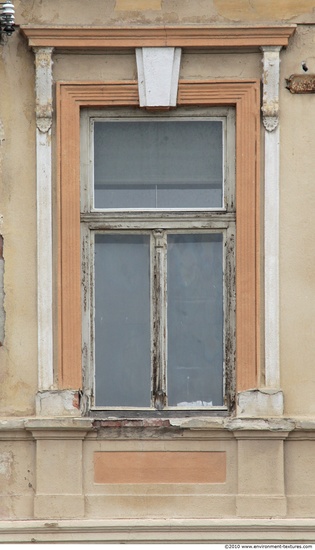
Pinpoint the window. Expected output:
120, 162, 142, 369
56, 80, 260, 409
80, 107, 235, 412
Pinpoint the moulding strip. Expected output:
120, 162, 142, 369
34, 47, 54, 390
20, 25, 296, 50
0, 518, 315, 543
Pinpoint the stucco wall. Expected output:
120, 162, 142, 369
1, 0, 315, 540
280, 26, 315, 415
0, 26, 37, 416
1, 0, 315, 416
15, 0, 315, 25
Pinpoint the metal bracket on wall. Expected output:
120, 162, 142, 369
286, 74, 315, 93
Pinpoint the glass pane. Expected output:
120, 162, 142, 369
94, 120, 223, 209
94, 234, 151, 407
167, 233, 224, 407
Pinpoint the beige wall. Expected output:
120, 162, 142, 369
15, 0, 315, 25
0, 2, 315, 416
1, 0, 315, 540
280, 26, 315, 415
0, 28, 37, 416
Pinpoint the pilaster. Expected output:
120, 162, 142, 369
34, 46, 54, 391
261, 46, 282, 390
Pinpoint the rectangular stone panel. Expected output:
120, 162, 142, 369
94, 451, 226, 484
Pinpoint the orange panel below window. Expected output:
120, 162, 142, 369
94, 451, 226, 484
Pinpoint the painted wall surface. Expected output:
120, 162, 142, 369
0, 0, 315, 542
280, 26, 315, 415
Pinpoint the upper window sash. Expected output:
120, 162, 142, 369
80, 107, 235, 216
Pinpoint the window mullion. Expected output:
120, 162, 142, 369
152, 229, 167, 409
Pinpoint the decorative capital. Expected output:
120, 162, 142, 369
33, 46, 54, 67
34, 47, 53, 133
36, 103, 53, 132
262, 100, 279, 131
36, 116, 52, 133
262, 115, 278, 132
261, 47, 281, 132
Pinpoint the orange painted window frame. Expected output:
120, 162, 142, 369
56, 79, 260, 395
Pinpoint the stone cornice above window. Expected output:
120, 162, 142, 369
20, 25, 296, 51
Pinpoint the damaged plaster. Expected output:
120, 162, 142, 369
35, 390, 81, 417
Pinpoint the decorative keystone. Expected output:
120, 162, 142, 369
136, 47, 181, 108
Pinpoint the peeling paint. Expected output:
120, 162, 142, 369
93, 417, 183, 439
237, 389, 284, 417
97, 418, 170, 431
91, 415, 299, 435
72, 391, 81, 410
35, 390, 82, 416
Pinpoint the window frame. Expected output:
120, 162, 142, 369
56, 79, 260, 410
80, 106, 236, 413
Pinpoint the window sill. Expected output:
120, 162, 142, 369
3, 416, 315, 442
35, 388, 284, 418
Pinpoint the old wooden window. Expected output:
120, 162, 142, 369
81, 107, 235, 412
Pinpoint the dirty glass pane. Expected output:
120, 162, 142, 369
94, 234, 151, 407
94, 120, 223, 209
167, 233, 224, 407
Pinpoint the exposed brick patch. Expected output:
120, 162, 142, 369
72, 391, 81, 409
